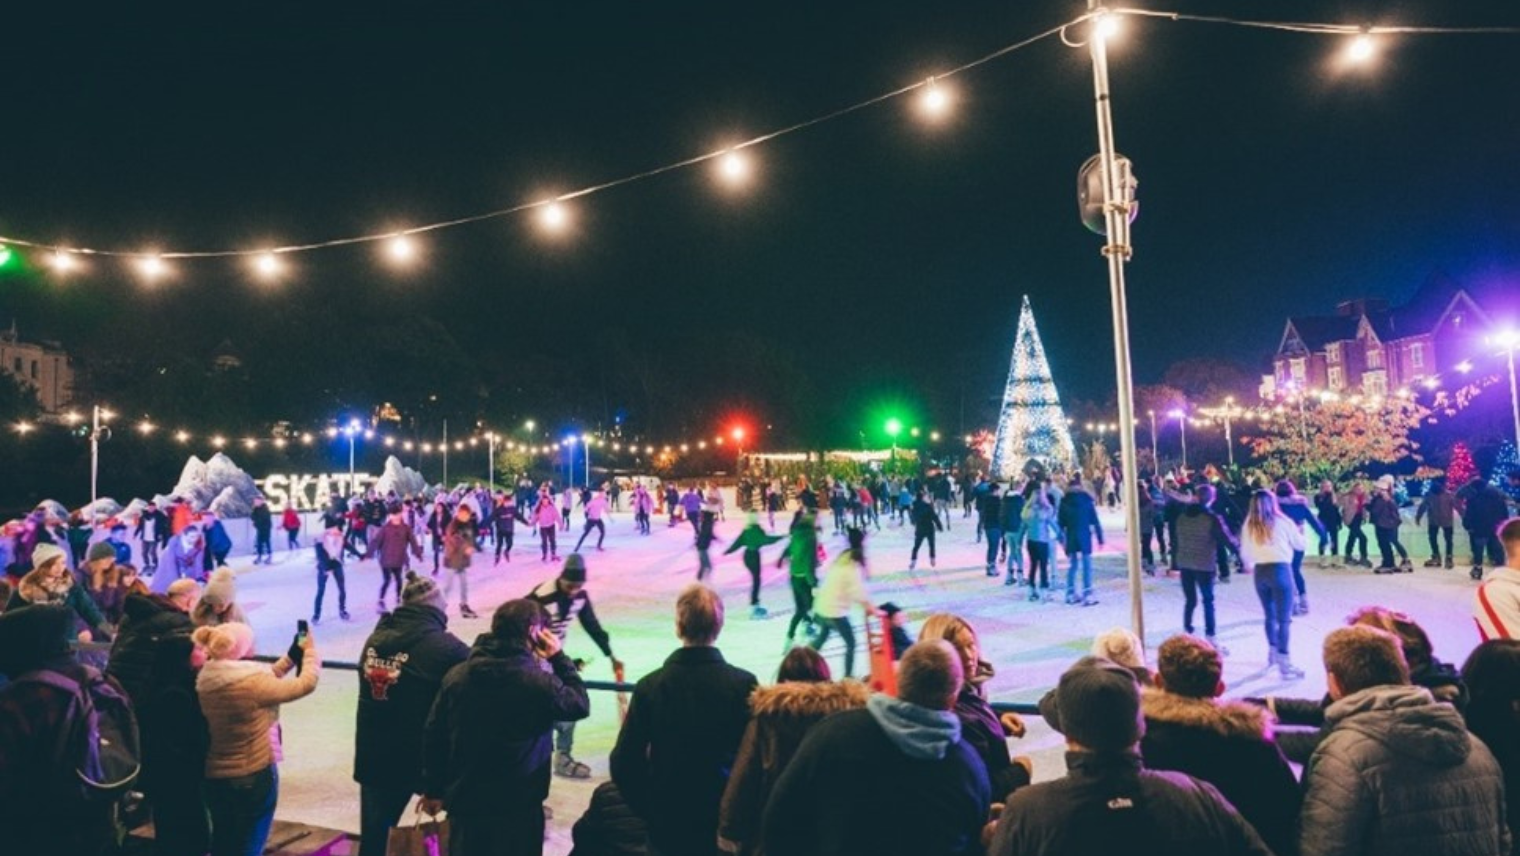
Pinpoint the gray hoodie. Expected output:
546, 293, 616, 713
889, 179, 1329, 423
1301, 684, 1510, 856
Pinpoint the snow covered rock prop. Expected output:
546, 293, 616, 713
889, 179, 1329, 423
80, 497, 124, 523
35, 499, 70, 521
374, 456, 428, 497
208, 485, 253, 519
169, 453, 261, 517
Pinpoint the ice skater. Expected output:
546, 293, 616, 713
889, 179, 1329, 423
724, 512, 784, 619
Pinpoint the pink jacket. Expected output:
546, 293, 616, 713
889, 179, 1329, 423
533, 500, 560, 528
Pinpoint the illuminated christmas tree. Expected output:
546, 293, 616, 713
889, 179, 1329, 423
1491, 441, 1520, 500
990, 296, 1077, 479
1445, 441, 1477, 486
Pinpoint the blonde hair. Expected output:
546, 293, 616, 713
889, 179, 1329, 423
192, 622, 256, 661
919, 613, 988, 687
1245, 490, 1282, 546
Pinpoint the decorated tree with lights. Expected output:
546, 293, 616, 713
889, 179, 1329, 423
990, 296, 1076, 479
1491, 441, 1520, 500
1244, 396, 1430, 486
1445, 441, 1477, 486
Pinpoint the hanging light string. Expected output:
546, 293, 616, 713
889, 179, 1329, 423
0, 16, 1084, 262
1113, 8, 1520, 36
0, 9, 1515, 264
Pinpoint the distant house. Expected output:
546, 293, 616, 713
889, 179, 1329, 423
0, 322, 74, 412
1265, 276, 1491, 400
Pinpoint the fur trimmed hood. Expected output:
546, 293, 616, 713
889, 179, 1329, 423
17, 567, 75, 606
749, 679, 870, 720
1142, 688, 1274, 740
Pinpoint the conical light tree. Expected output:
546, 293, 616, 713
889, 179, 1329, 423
990, 295, 1077, 479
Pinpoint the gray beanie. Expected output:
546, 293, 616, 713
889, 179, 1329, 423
402, 572, 447, 613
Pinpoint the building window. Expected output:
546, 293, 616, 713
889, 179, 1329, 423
1366, 347, 1383, 370
30, 360, 38, 379
1364, 370, 1387, 398
1328, 366, 1344, 390
1290, 357, 1306, 384
1327, 344, 1341, 364
1410, 344, 1424, 369
11, 357, 20, 373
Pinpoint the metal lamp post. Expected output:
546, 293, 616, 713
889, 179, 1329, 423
1492, 331, 1520, 447
1168, 408, 1187, 471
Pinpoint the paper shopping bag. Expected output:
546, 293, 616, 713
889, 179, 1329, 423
387, 812, 450, 856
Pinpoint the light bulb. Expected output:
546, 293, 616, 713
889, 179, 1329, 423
919, 78, 951, 119
254, 252, 282, 279
718, 150, 749, 184
386, 235, 417, 264
1095, 13, 1121, 41
1346, 33, 1376, 63
540, 201, 568, 231
51, 251, 78, 274
138, 255, 167, 281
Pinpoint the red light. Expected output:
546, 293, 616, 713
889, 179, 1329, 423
731, 427, 745, 441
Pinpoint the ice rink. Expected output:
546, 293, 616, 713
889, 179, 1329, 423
206, 501, 1492, 854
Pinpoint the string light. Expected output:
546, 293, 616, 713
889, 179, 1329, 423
718, 150, 750, 185
175, 430, 191, 443
1346, 32, 1377, 63
137, 255, 168, 282
0, 10, 1510, 282
253, 252, 283, 279
50, 250, 78, 274
137, 421, 155, 435
539, 201, 569, 232
386, 235, 418, 264
15, 422, 34, 435
919, 77, 951, 118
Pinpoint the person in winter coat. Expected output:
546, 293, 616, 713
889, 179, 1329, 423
1460, 476, 1510, 580
1367, 478, 1412, 573
1416, 479, 1457, 569
763, 640, 991, 856
1022, 482, 1061, 602
108, 588, 209, 856
1057, 477, 1104, 606
202, 512, 233, 569
569, 780, 653, 856
250, 497, 274, 564
281, 505, 301, 550
426, 499, 452, 573
7, 542, 112, 645
778, 510, 821, 648
719, 648, 869, 856
1475, 517, 1520, 640
1460, 639, 1520, 844
421, 600, 590, 856
808, 528, 873, 678
369, 507, 423, 612
442, 507, 479, 619
194, 621, 320, 856
909, 489, 943, 570
994, 657, 1271, 856
724, 512, 785, 618
575, 489, 612, 553
1347, 605, 1468, 711
1300, 625, 1510, 856
532, 491, 561, 562
1137, 481, 1158, 573
681, 487, 705, 536
978, 482, 1005, 577
1338, 481, 1372, 568
0, 604, 125, 856
1313, 481, 1343, 567
192, 567, 247, 627
1274, 480, 1327, 610
492, 492, 522, 563
82, 541, 128, 625
1140, 635, 1301, 856
611, 585, 758, 856
136, 500, 171, 572
152, 525, 207, 593
527, 554, 624, 780
999, 486, 1027, 585
354, 572, 470, 853
632, 484, 654, 535
313, 524, 351, 622
1171, 484, 1239, 652
919, 614, 1031, 802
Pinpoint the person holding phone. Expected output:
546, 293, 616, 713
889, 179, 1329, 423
527, 554, 623, 779
421, 600, 590, 856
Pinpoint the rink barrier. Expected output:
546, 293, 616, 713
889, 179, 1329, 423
246, 654, 1044, 715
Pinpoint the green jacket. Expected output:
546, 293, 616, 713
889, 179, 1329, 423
779, 519, 819, 582
723, 524, 783, 558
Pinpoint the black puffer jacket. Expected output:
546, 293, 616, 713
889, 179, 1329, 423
106, 592, 194, 704
569, 781, 654, 856
1300, 684, 1511, 856
989, 751, 1272, 856
1140, 690, 1301, 856
422, 634, 589, 815
354, 604, 469, 791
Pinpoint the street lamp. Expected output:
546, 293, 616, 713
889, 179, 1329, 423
486, 431, 497, 488
343, 420, 362, 495
1167, 408, 1187, 470
564, 436, 578, 488
731, 426, 746, 471
1490, 330, 1520, 447
885, 418, 903, 470
581, 433, 592, 486
1147, 409, 1158, 469
1198, 397, 1244, 467
87, 405, 114, 507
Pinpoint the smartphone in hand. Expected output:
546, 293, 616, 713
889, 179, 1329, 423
289, 620, 309, 675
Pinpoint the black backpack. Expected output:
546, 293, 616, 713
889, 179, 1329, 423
15, 666, 142, 801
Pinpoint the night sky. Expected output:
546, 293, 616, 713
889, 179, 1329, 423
2, 0, 1518, 445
